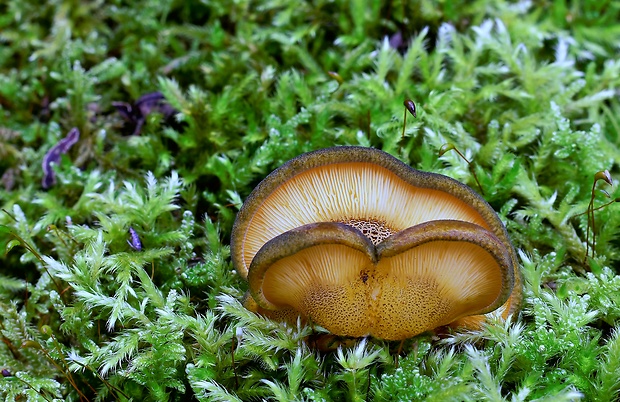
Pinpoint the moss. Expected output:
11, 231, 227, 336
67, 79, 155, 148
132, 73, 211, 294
1, 0, 620, 400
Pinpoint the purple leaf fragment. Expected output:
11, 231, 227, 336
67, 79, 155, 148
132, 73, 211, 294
113, 92, 177, 135
112, 101, 134, 121
127, 226, 142, 251
41, 127, 80, 189
389, 31, 404, 49
135, 92, 176, 119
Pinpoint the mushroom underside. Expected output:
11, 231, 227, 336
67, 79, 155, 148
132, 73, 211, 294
233, 146, 522, 340
248, 221, 513, 341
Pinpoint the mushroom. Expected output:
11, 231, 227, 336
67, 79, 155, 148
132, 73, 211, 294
231, 146, 521, 340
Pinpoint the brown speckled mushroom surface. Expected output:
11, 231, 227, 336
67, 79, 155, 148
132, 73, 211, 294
231, 146, 522, 339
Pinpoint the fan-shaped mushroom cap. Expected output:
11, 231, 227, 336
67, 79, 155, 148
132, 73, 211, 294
232, 146, 522, 334
248, 220, 513, 340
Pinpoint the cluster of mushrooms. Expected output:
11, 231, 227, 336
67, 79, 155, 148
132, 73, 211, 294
231, 146, 521, 341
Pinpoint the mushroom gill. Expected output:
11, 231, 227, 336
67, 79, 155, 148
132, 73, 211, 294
234, 158, 494, 277
231, 146, 522, 338
248, 221, 513, 341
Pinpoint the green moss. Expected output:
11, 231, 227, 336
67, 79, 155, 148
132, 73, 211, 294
1, 0, 620, 400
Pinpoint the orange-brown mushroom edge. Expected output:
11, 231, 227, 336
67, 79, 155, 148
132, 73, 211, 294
231, 146, 522, 335
246, 220, 513, 341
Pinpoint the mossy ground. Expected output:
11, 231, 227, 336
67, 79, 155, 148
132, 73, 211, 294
1, 1, 620, 401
